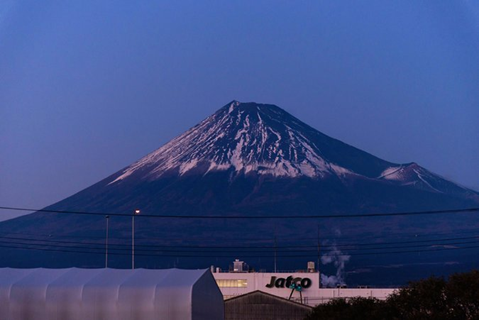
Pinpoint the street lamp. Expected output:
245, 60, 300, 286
132, 209, 140, 269
105, 215, 109, 268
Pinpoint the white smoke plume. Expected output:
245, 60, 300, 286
320, 242, 351, 288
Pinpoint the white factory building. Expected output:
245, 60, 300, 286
212, 260, 396, 306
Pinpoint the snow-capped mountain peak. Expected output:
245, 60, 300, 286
110, 101, 358, 184
378, 163, 471, 195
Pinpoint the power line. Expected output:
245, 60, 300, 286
4, 227, 479, 243
1, 236, 478, 256
1, 239, 479, 258
0, 205, 478, 219
1, 234, 478, 251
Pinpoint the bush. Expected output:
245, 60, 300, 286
385, 276, 448, 320
304, 297, 389, 320
305, 269, 479, 320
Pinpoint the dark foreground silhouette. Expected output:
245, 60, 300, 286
305, 269, 479, 320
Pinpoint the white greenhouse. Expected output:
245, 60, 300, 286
0, 268, 224, 320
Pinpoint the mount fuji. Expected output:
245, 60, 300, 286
1, 101, 478, 285
107, 100, 475, 198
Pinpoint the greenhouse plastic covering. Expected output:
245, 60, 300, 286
0, 268, 224, 320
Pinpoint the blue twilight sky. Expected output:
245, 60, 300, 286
1, 1, 478, 221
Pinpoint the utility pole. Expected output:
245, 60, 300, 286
132, 209, 140, 269
105, 215, 109, 268
274, 226, 277, 273
317, 225, 320, 280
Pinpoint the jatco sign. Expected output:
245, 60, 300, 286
265, 276, 312, 289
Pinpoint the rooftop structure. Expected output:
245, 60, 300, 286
225, 290, 313, 320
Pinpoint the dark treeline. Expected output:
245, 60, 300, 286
305, 269, 479, 320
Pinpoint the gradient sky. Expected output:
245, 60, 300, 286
1, 1, 478, 222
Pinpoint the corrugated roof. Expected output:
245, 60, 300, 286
0, 268, 224, 320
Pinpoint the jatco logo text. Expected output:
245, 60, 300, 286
265, 276, 312, 289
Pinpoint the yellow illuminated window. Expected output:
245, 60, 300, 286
216, 279, 248, 288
